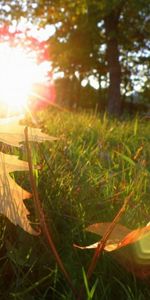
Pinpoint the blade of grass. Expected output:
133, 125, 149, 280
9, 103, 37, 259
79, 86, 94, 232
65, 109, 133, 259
115, 151, 135, 166
10, 271, 54, 297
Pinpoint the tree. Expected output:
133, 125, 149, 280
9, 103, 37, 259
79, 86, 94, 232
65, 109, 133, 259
0, 0, 150, 116
36, 0, 150, 115
104, 3, 122, 115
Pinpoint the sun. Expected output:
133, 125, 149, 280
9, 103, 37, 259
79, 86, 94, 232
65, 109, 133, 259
0, 43, 48, 117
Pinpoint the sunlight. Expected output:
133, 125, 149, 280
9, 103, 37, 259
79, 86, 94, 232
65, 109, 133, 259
0, 43, 48, 116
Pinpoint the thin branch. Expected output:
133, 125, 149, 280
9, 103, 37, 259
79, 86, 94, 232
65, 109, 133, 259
24, 126, 77, 299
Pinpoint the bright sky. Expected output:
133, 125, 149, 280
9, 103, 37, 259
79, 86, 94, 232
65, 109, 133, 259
0, 44, 42, 115
10, 18, 56, 41
0, 18, 55, 117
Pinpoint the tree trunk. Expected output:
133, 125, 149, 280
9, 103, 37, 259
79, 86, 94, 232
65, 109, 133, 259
104, 11, 122, 116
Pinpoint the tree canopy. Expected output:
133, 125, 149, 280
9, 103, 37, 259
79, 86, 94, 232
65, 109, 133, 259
0, 0, 150, 115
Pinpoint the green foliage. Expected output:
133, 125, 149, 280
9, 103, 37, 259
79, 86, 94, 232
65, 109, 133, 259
30, 0, 150, 114
54, 77, 107, 110
82, 268, 98, 299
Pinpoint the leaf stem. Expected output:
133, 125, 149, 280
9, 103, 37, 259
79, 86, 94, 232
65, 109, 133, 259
24, 126, 77, 299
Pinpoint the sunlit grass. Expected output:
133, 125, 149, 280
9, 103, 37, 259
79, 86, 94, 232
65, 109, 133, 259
0, 109, 150, 299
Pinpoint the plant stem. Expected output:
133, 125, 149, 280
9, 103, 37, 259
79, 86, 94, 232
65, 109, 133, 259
87, 191, 133, 279
77, 191, 133, 300
24, 126, 77, 299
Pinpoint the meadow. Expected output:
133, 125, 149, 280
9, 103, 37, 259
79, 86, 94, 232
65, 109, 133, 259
0, 109, 150, 300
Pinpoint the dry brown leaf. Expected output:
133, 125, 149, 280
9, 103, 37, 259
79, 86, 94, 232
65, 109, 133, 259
118, 225, 150, 248
111, 230, 150, 278
74, 222, 150, 278
0, 152, 37, 235
86, 223, 131, 248
0, 116, 58, 147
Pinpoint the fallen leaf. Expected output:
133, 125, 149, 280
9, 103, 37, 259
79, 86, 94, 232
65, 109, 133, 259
86, 223, 131, 248
0, 116, 57, 147
74, 222, 150, 278
0, 152, 37, 235
112, 232, 150, 278
118, 225, 150, 249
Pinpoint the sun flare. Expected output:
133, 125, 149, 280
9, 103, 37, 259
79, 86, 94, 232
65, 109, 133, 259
0, 43, 48, 116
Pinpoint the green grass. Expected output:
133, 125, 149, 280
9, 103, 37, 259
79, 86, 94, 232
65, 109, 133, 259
0, 109, 150, 299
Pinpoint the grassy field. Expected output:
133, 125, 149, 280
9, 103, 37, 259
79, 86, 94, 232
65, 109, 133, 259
0, 109, 150, 299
